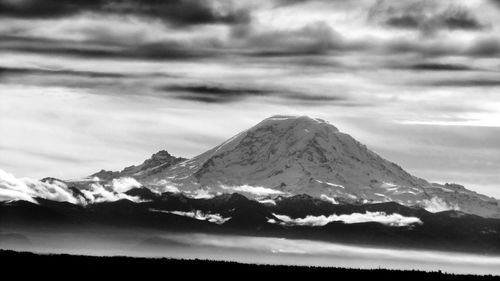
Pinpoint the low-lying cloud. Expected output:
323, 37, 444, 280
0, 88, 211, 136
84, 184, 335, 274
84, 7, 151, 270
0, 168, 141, 205
0, 169, 77, 204
150, 209, 231, 225
269, 212, 423, 227
221, 184, 284, 196
79, 182, 141, 204
184, 189, 216, 199
110, 177, 142, 193
423, 197, 460, 213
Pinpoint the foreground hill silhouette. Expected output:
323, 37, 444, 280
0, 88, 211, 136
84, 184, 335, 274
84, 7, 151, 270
1, 250, 497, 280
2, 192, 500, 255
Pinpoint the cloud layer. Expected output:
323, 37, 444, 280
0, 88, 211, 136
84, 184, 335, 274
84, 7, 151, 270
221, 184, 284, 196
423, 197, 460, 213
0, 169, 141, 204
150, 209, 231, 224
0, 0, 250, 26
269, 212, 423, 227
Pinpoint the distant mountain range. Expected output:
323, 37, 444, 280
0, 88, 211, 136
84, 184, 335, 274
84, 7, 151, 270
1, 115, 500, 254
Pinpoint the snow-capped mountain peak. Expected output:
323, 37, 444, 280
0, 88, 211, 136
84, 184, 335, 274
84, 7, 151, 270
182, 115, 426, 200
86, 115, 500, 218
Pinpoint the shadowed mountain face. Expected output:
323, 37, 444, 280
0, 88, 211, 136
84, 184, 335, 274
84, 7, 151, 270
89, 115, 498, 218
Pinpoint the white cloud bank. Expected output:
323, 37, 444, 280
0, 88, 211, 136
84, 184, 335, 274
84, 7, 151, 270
150, 209, 231, 225
423, 197, 460, 213
269, 212, 423, 227
258, 199, 277, 205
79, 182, 141, 204
184, 189, 216, 199
320, 194, 338, 204
110, 177, 142, 193
155, 179, 181, 193
221, 184, 284, 196
163, 185, 181, 193
0, 169, 77, 204
0, 168, 142, 205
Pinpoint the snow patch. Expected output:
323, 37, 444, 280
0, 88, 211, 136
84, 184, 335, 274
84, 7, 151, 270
346, 193, 358, 200
68, 176, 100, 182
268, 116, 292, 121
269, 212, 423, 227
381, 182, 397, 189
164, 185, 180, 193
404, 190, 419, 195
258, 199, 277, 205
316, 180, 345, 189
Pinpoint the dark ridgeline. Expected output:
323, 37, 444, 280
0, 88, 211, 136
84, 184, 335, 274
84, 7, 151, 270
1, 191, 500, 255
1, 250, 497, 280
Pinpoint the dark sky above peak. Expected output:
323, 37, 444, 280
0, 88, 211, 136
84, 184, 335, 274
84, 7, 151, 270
0, 0, 499, 198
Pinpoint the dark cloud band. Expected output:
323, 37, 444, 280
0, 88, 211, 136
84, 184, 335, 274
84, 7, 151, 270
0, 0, 251, 26
369, 2, 486, 35
162, 83, 358, 105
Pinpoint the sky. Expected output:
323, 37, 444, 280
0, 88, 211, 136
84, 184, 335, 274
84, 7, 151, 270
0, 0, 499, 198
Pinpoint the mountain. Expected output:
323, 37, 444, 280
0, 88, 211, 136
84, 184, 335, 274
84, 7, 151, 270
109, 115, 498, 218
3, 115, 500, 256
92, 150, 186, 181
